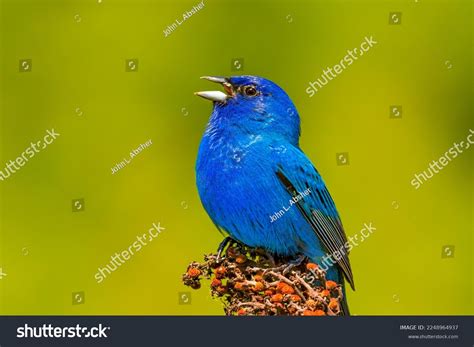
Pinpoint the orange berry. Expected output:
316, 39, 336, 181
187, 268, 201, 278
216, 266, 226, 275
325, 280, 338, 290
264, 290, 274, 296
211, 278, 221, 287
306, 299, 316, 309
314, 310, 326, 316
253, 282, 264, 292
290, 294, 301, 302
303, 310, 316, 316
253, 274, 263, 282
216, 286, 227, 294
237, 309, 246, 315
234, 282, 244, 290
280, 284, 295, 294
329, 298, 339, 311
321, 289, 330, 297
271, 293, 283, 302
306, 262, 318, 270
276, 282, 287, 292
215, 266, 226, 279
235, 255, 247, 264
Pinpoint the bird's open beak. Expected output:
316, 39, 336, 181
195, 76, 235, 103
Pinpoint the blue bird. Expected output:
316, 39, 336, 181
195, 75, 354, 314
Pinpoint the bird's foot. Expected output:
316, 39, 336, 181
255, 248, 276, 267
216, 236, 236, 263
264, 254, 307, 275
282, 254, 307, 275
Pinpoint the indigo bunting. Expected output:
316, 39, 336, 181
195, 76, 354, 314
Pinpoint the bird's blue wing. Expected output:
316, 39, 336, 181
275, 146, 355, 290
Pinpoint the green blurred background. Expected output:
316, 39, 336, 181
0, 0, 472, 315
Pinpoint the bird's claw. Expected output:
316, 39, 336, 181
216, 236, 234, 263
282, 255, 307, 275
263, 254, 307, 275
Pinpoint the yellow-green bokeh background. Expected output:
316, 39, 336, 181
0, 0, 472, 315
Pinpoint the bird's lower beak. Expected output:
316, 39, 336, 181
195, 76, 235, 103
194, 90, 228, 102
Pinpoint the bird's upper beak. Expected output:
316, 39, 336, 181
195, 76, 235, 103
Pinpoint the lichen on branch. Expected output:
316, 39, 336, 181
182, 242, 344, 316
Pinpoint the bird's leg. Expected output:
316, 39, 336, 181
255, 248, 276, 267
282, 254, 307, 275
216, 236, 235, 263
264, 254, 307, 274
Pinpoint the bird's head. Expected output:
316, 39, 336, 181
195, 75, 300, 144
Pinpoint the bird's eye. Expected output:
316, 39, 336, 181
242, 85, 258, 97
